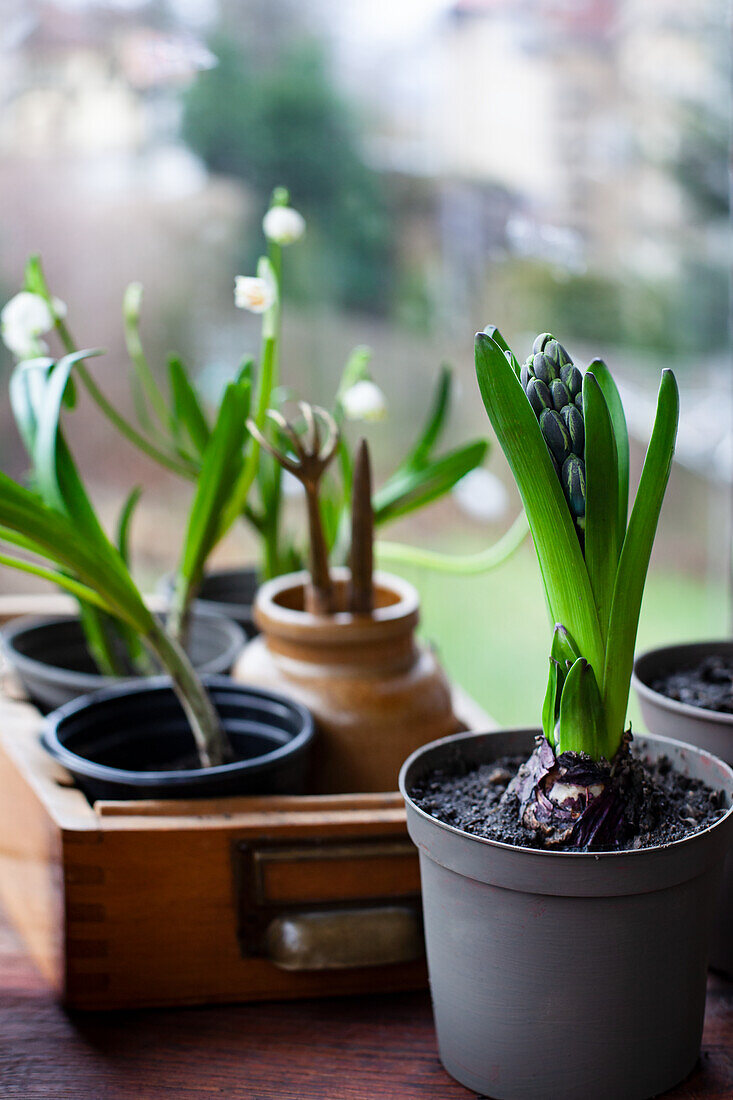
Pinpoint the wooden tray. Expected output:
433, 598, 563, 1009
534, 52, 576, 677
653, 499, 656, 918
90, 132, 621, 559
0, 594, 492, 1010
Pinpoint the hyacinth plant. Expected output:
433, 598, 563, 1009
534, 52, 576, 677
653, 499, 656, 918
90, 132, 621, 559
0, 350, 250, 767
475, 327, 679, 848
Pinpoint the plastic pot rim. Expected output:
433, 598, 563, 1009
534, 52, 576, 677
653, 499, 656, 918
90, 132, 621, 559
399, 725, 733, 864
633, 640, 733, 729
41, 674, 314, 788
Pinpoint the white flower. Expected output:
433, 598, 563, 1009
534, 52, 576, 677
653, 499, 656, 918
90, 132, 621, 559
1, 291, 65, 359
262, 205, 306, 246
340, 379, 387, 422
452, 468, 509, 522
234, 275, 276, 314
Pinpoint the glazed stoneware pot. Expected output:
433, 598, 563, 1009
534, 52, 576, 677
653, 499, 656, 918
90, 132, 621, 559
161, 567, 260, 639
633, 640, 733, 977
42, 675, 314, 802
2, 612, 245, 714
400, 727, 733, 1100
234, 568, 463, 793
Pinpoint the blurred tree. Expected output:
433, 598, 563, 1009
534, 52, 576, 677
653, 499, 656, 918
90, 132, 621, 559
182, 29, 391, 313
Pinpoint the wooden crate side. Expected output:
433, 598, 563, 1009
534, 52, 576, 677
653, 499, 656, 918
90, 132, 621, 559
0, 701, 103, 999
0, 725, 66, 992
62, 810, 425, 1010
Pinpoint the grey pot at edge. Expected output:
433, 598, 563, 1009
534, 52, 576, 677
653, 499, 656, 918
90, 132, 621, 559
400, 727, 733, 1100
633, 640, 733, 978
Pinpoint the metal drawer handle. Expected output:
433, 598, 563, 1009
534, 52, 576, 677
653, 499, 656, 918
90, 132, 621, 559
265, 904, 423, 971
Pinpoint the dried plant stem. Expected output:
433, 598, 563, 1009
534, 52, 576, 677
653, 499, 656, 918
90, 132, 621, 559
304, 482, 335, 613
247, 402, 340, 616
349, 438, 374, 614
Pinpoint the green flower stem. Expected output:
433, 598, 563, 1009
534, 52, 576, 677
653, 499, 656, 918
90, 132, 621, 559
122, 284, 174, 432
145, 617, 232, 767
53, 316, 197, 478
376, 510, 529, 574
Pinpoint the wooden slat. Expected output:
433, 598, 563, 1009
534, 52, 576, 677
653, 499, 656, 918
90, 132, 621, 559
95, 790, 406, 817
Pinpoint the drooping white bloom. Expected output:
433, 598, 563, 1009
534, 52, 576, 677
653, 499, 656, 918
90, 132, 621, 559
452, 468, 509, 522
234, 275, 276, 314
1, 291, 65, 359
262, 205, 306, 246
340, 379, 387, 422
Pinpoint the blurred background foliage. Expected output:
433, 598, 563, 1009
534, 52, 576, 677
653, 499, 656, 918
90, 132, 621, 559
0, 0, 730, 726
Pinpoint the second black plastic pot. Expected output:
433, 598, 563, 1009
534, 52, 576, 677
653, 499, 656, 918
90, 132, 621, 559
401, 727, 733, 1100
2, 612, 245, 713
42, 675, 314, 802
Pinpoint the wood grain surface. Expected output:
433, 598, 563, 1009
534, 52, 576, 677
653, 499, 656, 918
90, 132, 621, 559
1, 900, 731, 1100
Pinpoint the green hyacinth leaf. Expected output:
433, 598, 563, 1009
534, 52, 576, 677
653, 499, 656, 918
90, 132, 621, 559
542, 658, 563, 748
475, 331, 604, 676
582, 371, 619, 642
168, 356, 211, 459
556, 657, 604, 758
483, 324, 521, 377
587, 358, 629, 549
602, 369, 679, 760
551, 622, 581, 667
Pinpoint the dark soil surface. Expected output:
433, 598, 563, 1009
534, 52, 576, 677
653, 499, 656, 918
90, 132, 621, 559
410, 747, 727, 852
653, 655, 733, 715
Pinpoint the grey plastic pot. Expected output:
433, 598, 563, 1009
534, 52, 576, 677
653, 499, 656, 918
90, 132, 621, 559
633, 640, 733, 978
1, 612, 245, 714
159, 567, 259, 638
400, 727, 733, 1100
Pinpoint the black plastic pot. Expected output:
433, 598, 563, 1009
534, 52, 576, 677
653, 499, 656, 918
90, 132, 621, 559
160, 567, 259, 639
400, 727, 733, 1100
1, 612, 245, 714
633, 640, 733, 978
42, 675, 314, 802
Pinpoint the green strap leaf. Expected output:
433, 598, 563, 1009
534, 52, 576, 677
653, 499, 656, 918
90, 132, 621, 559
0, 481, 151, 633
168, 355, 211, 458
116, 486, 142, 569
602, 369, 679, 758
482, 324, 521, 377
475, 331, 604, 675
582, 371, 619, 641
587, 358, 629, 547
393, 364, 452, 474
373, 440, 488, 525
9, 357, 55, 455
542, 659, 562, 748
557, 657, 605, 757
170, 373, 252, 634
123, 282, 173, 432
0, 547, 114, 613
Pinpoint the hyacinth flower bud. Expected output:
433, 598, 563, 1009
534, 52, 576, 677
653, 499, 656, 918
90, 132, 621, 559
550, 378, 570, 411
526, 376, 553, 417
561, 363, 583, 399
540, 408, 572, 466
532, 352, 556, 385
562, 454, 586, 518
561, 403, 585, 456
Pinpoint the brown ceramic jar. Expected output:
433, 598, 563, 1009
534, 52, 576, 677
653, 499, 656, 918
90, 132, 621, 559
233, 568, 463, 793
